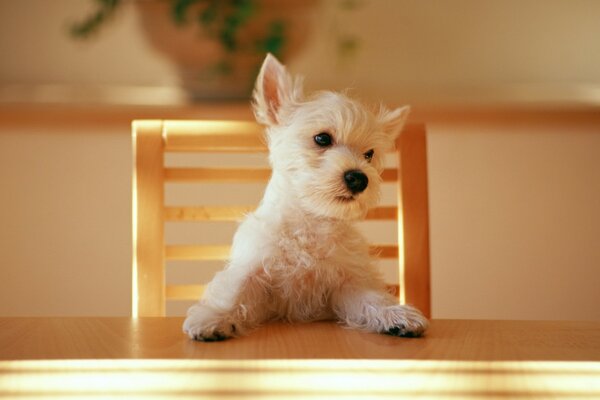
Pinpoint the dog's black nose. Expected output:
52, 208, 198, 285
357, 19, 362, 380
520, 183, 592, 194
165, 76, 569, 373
344, 170, 368, 194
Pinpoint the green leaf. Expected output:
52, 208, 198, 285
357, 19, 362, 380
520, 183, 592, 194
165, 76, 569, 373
198, 1, 218, 26
171, 0, 202, 25
69, 0, 121, 39
259, 20, 285, 56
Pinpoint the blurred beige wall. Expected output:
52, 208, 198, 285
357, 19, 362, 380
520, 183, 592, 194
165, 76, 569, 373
0, 0, 599, 319
428, 116, 600, 319
0, 0, 175, 86
0, 125, 132, 316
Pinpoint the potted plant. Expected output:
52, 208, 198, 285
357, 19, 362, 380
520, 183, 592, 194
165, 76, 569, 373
72, 0, 317, 100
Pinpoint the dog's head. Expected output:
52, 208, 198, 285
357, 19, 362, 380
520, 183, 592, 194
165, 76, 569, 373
253, 54, 410, 220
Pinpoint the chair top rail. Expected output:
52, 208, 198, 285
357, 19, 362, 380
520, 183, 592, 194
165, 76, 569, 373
164, 120, 266, 152
156, 120, 425, 153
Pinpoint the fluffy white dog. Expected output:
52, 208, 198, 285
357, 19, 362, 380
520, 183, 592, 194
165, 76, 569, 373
183, 54, 428, 341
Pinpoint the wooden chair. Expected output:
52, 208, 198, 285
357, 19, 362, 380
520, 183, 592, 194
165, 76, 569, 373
132, 120, 431, 318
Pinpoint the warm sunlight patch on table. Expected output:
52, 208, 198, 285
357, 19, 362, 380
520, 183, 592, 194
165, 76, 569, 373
1, 359, 599, 399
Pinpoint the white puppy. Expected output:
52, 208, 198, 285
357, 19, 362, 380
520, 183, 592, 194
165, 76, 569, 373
183, 54, 428, 341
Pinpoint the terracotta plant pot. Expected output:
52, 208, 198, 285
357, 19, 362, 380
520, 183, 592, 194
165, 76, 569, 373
135, 0, 317, 100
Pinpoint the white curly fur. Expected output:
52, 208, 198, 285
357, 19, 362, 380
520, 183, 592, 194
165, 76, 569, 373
183, 54, 427, 341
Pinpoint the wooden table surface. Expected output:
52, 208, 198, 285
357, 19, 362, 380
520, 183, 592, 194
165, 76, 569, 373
1, 318, 599, 399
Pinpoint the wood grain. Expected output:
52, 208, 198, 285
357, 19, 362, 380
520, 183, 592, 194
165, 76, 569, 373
164, 205, 253, 221
165, 245, 231, 261
164, 206, 399, 222
0, 318, 598, 361
166, 284, 399, 301
166, 284, 205, 300
132, 121, 165, 317
161, 120, 425, 153
397, 125, 431, 317
2, 358, 599, 399
165, 245, 399, 260
164, 167, 272, 182
163, 120, 266, 152
2, 318, 598, 399
165, 167, 398, 182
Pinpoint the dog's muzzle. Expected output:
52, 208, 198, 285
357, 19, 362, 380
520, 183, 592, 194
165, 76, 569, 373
344, 170, 369, 194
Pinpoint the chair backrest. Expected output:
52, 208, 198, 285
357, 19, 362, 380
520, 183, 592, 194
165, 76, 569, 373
132, 120, 431, 318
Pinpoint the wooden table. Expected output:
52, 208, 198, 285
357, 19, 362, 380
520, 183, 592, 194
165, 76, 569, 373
1, 318, 599, 398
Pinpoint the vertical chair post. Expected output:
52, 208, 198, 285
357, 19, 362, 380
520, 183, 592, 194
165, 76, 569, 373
132, 121, 165, 317
397, 125, 431, 318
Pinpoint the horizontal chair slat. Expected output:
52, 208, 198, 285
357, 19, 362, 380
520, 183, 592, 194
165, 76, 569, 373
165, 168, 397, 182
165, 206, 255, 222
366, 206, 398, 220
165, 206, 398, 222
374, 245, 400, 259
165, 245, 399, 261
166, 245, 231, 261
165, 168, 271, 182
161, 120, 425, 153
164, 120, 266, 153
166, 284, 399, 301
166, 284, 205, 300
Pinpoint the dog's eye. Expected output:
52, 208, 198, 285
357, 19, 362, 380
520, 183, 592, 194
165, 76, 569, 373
364, 149, 374, 162
314, 132, 333, 147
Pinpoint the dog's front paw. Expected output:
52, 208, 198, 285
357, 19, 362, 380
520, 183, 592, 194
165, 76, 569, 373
183, 304, 238, 342
382, 304, 429, 338
185, 323, 236, 342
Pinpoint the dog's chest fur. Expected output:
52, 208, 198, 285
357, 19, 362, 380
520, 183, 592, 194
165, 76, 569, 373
255, 213, 367, 321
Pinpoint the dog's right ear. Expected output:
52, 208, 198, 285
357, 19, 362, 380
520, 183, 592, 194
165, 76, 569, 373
253, 53, 302, 126
377, 105, 411, 143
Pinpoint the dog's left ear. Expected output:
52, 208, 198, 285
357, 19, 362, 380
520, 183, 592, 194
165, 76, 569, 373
378, 105, 411, 143
253, 53, 302, 126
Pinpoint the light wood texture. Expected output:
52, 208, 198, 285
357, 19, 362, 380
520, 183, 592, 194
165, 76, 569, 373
371, 245, 399, 258
165, 244, 399, 261
164, 205, 255, 222
165, 167, 398, 182
366, 205, 398, 220
163, 118, 422, 153
166, 284, 206, 300
132, 121, 165, 317
397, 125, 431, 317
166, 284, 399, 301
165, 245, 231, 261
1, 318, 598, 360
133, 120, 430, 317
164, 120, 265, 152
164, 205, 398, 222
1, 318, 598, 399
2, 358, 599, 400
165, 167, 272, 182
